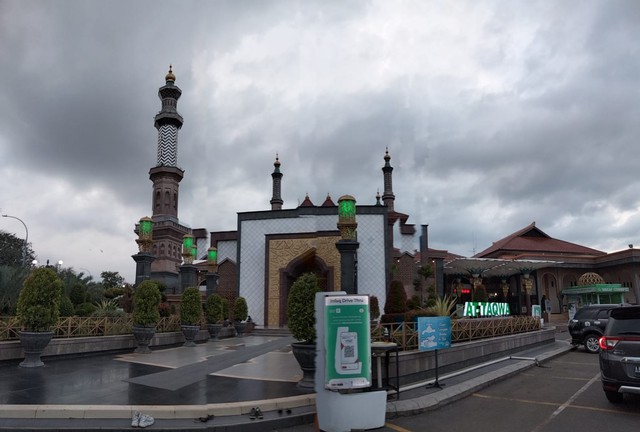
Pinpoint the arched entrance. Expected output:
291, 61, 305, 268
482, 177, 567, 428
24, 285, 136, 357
542, 272, 559, 313
279, 249, 333, 326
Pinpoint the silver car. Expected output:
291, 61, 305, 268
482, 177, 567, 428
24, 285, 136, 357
599, 306, 640, 403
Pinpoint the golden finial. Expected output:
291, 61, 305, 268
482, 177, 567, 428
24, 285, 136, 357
165, 64, 176, 82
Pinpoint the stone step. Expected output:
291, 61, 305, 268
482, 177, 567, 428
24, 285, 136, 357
251, 327, 293, 337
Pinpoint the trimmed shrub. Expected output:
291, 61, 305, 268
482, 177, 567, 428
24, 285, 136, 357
133, 280, 161, 326
233, 296, 248, 322
69, 282, 88, 306
75, 302, 97, 317
369, 295, 380, 321
384, 280, 407, 314
206, 294, 224, 324
407, 294, 421, 310
287, 273, 321, 343
16, 267, 63, 331
180, 287, 203, 325
59, 295, 75, 317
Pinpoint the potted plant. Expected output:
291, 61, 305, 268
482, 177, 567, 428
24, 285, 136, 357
205, 293, 224, 340
16, 267, 63, 367
287, 272, 321, 389
233, 296, 248, 336
180, 287, 202, 347
132, 280, 161, 353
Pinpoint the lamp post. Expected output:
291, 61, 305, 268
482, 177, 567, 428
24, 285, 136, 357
1, 214, 29, 266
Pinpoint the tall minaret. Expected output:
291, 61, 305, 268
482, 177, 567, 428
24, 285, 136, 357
270, 155, 283, 210
150, 65, 184, 218
148, 66, 190, 288
381, 148, 395, 211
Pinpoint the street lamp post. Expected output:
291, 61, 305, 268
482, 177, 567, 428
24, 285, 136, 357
1, 214, 29, 266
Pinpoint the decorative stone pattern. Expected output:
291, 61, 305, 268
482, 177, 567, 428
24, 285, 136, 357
266, 236, 341, 326
157, 124, 178, 166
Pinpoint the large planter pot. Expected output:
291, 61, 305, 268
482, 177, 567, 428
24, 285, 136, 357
234, 322, 247, 337
218, 326, 237, 339
207, 323, 223, 341
132, 325, 156, 354
181, 324, 200, 347
18, 331, 54, 368
291, 341, 316, 390
244, 322, 256, 335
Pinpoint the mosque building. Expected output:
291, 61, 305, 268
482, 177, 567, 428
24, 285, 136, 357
135, 68, 424, 327
134, 68, 639, 327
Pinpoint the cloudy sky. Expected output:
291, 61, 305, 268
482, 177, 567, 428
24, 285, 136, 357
1, 0, 639, 283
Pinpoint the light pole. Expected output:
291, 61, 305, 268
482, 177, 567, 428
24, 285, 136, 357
1, 214, 29, 266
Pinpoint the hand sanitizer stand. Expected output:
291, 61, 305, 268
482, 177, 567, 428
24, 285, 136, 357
315, 292, 387, 432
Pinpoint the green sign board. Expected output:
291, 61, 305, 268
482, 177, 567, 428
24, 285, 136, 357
463, 302, 510, 317
324, 295, 371, 389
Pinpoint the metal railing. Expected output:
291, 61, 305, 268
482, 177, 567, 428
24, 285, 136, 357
0, 315, 186, 341
1, 315, 541, 349
371, 316, 541, 351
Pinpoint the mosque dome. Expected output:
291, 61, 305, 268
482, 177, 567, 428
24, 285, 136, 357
578, 272, 605, 286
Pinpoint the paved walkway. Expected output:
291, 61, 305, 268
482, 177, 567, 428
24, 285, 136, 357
0, 315, 573, 431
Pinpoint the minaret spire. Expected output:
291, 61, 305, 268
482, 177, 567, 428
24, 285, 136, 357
270, 154, 283, 210
381, 147, 395, 211
155, 65, 183, 167
145, 66, 190, 288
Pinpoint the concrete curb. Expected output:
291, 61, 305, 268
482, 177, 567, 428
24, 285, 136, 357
386, 341, 574, 418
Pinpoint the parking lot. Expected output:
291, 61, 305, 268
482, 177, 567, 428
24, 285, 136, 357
386, 349, 640, 432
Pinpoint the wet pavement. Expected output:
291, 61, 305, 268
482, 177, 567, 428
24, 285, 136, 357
0, 315, 573, 431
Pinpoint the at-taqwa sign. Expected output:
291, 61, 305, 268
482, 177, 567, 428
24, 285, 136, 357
463, 302, 510, 317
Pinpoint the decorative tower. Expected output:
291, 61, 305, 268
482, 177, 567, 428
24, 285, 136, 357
270, 155, 283, 210
381, 148, 395, 211
336, 195, 359, 294
147, 66, 190, 289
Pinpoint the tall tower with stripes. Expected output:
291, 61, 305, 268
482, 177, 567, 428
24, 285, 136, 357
148, 66, 190, 288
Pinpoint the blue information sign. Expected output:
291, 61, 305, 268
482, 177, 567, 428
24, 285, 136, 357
418, 317, 452, 351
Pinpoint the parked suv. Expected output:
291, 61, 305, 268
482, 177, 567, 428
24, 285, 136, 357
598, 306, 640, 403
568, 304, 627, 353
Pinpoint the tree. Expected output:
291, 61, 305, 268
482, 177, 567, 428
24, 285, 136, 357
0, 265, 30, 314
0, 230, 35, 267
384, 280, 408, 314
70, 282, 88, 306
100, 271, 125, 289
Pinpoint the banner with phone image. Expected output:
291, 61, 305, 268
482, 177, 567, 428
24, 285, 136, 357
324, 295, 371, 389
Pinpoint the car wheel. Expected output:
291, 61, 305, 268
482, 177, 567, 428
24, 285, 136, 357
604, 390, 623, 403
583, 335, 600, 353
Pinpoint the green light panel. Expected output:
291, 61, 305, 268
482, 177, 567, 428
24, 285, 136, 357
208, 249, 218, 262
339, 199, 356, 218
140, 220, 153, 235
183, 236, 194, 249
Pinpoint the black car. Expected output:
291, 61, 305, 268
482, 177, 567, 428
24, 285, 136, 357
598, 306, 640, 403
568, 304, 627, 353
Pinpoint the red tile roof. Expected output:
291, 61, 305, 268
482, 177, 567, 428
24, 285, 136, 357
475, 222, 605, 258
